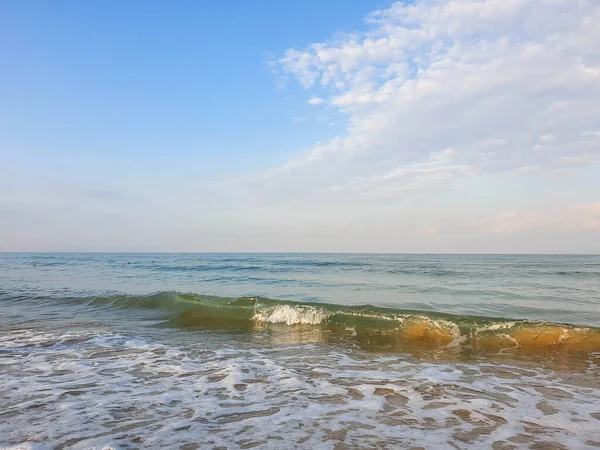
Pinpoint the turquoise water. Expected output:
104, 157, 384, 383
2, 253, 599, 324
1, 253, 600, 449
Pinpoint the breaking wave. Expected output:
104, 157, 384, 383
4, 290, 600, 356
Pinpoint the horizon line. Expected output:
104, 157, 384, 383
1, 251, 599, 256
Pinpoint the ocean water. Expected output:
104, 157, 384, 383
1, 253, 599, 449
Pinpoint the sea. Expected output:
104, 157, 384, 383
1, 253, 599, 449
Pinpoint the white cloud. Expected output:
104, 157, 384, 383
264, 0, 600, 205
474, 202, 600, 236
317, 149, 473, 201
474, 210, 540, 236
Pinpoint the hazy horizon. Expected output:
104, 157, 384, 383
2, 0, 599, 253
2, 251, 599, 256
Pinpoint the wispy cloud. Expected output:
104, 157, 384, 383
0, 181, 132, 212
474, 202, 600, 236
260, 0, 600, 205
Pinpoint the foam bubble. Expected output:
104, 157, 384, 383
1, 328, 600, 450
253, 304, 331, 325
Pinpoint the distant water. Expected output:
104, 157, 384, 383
1, 253, 599, 449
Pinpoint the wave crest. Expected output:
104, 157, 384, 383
253, 305, 331, 325
4, 290, 600, 356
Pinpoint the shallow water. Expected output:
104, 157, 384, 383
1, 253, 600, 449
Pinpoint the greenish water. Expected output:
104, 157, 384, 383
1, 253, 599, 449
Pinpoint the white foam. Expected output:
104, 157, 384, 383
252, 304, 330, 325
475, 321, 518, 333
398, 315, 465, 347
1, 329, 600, 450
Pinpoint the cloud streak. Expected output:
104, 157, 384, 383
474, 202, 600, 236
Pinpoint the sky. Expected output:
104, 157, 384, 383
1, 0, 599, 253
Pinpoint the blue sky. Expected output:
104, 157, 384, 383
1, 1, 372, 175
1, 0, 599, 252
